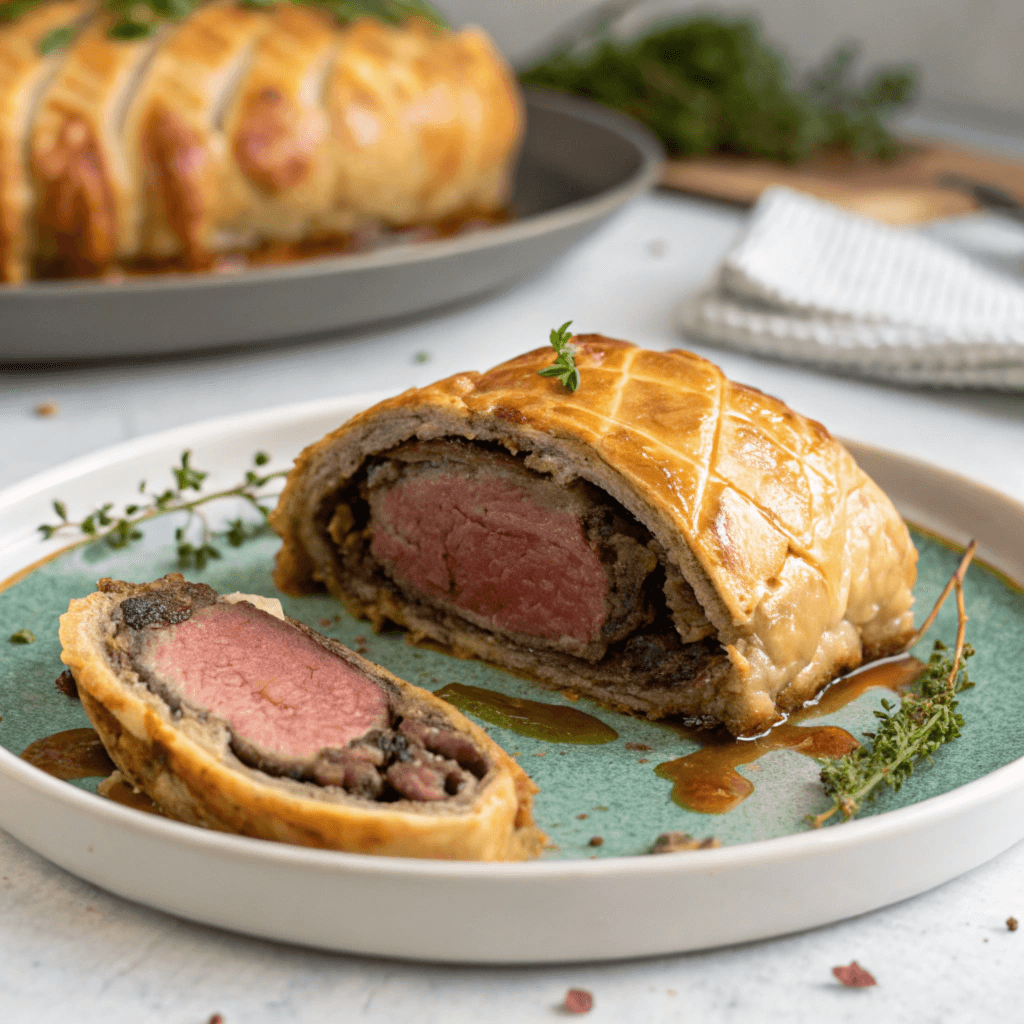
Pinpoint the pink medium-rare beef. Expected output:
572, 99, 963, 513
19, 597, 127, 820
369, 470, 609, 646
108, 575, 490, 803
351, 440, 662, 663
136, 601, 389, 765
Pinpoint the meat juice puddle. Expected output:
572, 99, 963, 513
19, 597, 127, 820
19, 728, 164, 815
433, 683, 618, 744
19, 660, 921, 825
20, 728, 115, 781
656, 656, 925, 814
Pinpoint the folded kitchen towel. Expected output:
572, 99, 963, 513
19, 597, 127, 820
677, 186, 1024, 388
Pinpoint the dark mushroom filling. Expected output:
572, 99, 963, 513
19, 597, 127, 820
101, 577, 490, 803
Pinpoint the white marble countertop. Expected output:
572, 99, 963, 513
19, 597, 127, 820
2, 180, 1023, 1022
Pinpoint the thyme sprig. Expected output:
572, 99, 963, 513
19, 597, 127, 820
38, 450, 287, 571
1, 0, 444, 56
808, 541, 977, 828
537, 320, 581, 392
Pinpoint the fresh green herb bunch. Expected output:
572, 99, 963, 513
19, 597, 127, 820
38, 450, 286, 571
537, 320, 581, 391
810, 641, 975, 827
1, 0, 445, 56
521, 16, 916, 162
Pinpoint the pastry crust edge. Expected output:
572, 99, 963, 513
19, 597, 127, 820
59, 587, 546, 862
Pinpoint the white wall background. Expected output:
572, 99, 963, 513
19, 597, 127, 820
438, 0, 1024, 125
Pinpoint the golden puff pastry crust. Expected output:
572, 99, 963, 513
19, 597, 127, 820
0, 0, 92, 282
271, 336, 918, 737
59, 576, 545, 861
0, 3, 522, 281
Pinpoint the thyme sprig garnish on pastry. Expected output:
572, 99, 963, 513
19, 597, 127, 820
809, 541, 978, 828
37, 450, 286, 570
537, 321, 581, 392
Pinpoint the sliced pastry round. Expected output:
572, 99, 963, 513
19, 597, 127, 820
59, 574, 545, 861
271, 335, 918, 737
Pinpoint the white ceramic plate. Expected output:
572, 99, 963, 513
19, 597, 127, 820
1, 395, 1023, 964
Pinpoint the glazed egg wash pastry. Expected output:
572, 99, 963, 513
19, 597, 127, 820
59, 575, 544, 860
272, 335, 918, 737
0, 0, 520, 282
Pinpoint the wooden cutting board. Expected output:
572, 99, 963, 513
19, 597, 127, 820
660, 138, 1024, 225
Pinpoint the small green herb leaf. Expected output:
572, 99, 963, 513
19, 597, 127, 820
9, 629, 36, 644
172, 450, 208, 492
537, 320, 581, 392
37, 23, 78, 56
108, 19, 156, 39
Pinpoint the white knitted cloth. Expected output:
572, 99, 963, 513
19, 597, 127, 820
677, 187, 1024, 388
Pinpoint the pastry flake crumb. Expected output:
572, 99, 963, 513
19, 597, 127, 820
208, 1015, 224, 1024
576, 813, 588, 820
34, 402, 60, 417
832, 962, 877, 988
588, 836, 603, 847
8, 629, 35, 644
651, 831, 721, 853
55, 671, 79, 700
624, 742, 651, 751
563, 989, 593, 1014
1008, 917, 1019, 932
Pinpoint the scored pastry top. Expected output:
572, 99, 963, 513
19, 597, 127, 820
273, 336, 918, 735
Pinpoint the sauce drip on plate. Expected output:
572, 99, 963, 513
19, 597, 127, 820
435, 683, 618, 744
656, 656, 924, 814
20, 728, 114, 780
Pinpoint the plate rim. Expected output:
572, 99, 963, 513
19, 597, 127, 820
1, 392, 1023, 882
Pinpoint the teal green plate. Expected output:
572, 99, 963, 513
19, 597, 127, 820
0, 401, 1022, 962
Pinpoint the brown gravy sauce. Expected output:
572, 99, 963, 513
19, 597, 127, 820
35, 209, 510, 281
23, 729, 167, 816
20, 727, 114, 781
98, 776, 166, 816
435, 682, 618, 744
656, 656, 924, 814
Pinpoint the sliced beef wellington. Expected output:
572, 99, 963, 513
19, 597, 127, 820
219, 3, 337, 246
0, 3, 521, 282
0, 0, 92, 283
30, 12, 164, 278
272, 335, 918, 737
59, 574, 544, 860
124, 0, 271, 269
323, 17, 520, 233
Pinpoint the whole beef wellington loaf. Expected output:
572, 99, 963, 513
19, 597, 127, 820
272, 335, 918, 737
59, 575, 544, 860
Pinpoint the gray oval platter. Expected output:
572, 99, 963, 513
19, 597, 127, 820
0, 91, 663, 362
